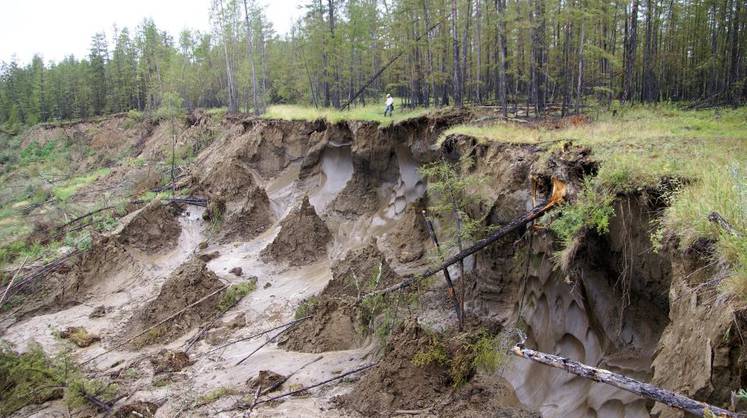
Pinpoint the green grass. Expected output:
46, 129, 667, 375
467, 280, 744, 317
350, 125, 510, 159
217, 280, 256, 312
446, 104, 747, 299
52, 168, 111, 202
0, 342, 116, 415
263, 100, 428, 125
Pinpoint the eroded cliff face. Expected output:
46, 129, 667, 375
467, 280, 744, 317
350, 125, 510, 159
3, 111, 744, 418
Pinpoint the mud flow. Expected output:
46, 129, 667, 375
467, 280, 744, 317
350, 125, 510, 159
1, 111, 739, 418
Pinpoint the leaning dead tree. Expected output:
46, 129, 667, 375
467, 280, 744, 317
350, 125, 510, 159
367, 178, 566, 298
511, 345, 742, 418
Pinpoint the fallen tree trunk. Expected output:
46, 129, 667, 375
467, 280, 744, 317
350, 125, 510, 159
368, 179, 565, 298
422, 210, 463, 325
253, 362, 378, 407
511, 345, 742, 418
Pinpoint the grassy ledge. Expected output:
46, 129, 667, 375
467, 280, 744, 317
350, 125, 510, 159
262, 101, 429, 125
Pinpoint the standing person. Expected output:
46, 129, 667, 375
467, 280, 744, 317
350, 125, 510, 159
384, 94, 394, 117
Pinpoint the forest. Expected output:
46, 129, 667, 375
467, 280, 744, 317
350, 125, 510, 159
0, 0, 745, 128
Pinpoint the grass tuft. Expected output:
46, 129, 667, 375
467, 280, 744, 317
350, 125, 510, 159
263, 100, 428, 125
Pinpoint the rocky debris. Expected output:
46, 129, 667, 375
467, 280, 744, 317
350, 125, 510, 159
198, 251, 220, 262
59, 326, 100, 347
229, 266, 243, 276
115, 199, 182, 253
123, 258, 224, 346
114, 401, 160, 418
261, 196, 331, 266
247, 370, 287, 393
89, 305, 107, 318
150, 350, 191, 374
198, 241, 209, 250
280, 299, 361, 353
263, 282, 272, 289
337, 321, 537, 418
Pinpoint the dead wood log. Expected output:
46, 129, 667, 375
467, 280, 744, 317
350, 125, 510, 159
422, 210, 463, 325
709, 211, 742, 237
511, 345, 742, 418
368, 179, 565, 298
236, 322, 300, 366
82, 285, 228, 365
204, 316, 311, 356
259, 355, 324, 397
0, 255, 29, 307
252, 362, 378, 407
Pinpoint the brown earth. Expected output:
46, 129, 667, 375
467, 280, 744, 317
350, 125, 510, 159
329, 172, 379, 217
280, 299, 361, 353
379, 200, 430, 264
336, 321, 538, 418
115, 199, 181, 253
191, 157, 274, 242
326, 240, 401, 299
123, 258, 224, 346
260, 196, 331, 266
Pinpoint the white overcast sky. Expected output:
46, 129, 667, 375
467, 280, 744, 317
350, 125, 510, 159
0, 0, 304, 65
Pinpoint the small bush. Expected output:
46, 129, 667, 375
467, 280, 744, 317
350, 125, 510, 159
294, 296, 319, 319
550, 179, 615, 245
217, 280, 256, 312
0, 342, 116, 415
411, 336, 449, 368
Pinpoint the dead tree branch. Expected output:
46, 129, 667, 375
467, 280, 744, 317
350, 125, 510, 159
252, 363, 378, 407
511, 345, 741, 418
82, 285, 228, 365
367, 183, 563, 298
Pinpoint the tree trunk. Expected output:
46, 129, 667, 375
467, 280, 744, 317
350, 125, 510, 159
476, 0, 482, 103
452, 0, 463, 107
575, 18, 585, 113
496, 0, 508, 116
511, 345, 741, 418
242, 0, 261, 115
623, 0, 639, 103
328, 0, 341, 108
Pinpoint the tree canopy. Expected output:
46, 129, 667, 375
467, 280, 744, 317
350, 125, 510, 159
1, 0, 745, 127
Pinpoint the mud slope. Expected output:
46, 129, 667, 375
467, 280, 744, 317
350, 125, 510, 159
1, 110, 739, 418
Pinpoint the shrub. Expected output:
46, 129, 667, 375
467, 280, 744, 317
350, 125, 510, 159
294, 296, 319, 320
217, 280, 257, 312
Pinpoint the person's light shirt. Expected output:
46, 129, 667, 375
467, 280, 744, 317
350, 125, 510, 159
386, 97, 394, 106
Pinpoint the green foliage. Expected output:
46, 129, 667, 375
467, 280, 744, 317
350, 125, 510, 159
410, 330, 508, 388
550, 179, 616, 244
217, 280, 256, 312
0, 342, 116, 416
294, 296, 319, 320
411, 336, 449, 368
195, 387, 237, 406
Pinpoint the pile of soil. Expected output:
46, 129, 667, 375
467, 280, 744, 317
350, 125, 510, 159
247, 370, 286, 393
326, 240, 401, 299
123, 258, 224, 346
115, 200, 182, 252
260, 196, 331, 266
150, 350, 192, 374
329, 172, 379, 217
379, 201, 430, 264
193, 157, 274, 241
280, 299, 361, 353
114, 401, 159, 418
282, 241, 399, 352
336, 321, 538, 418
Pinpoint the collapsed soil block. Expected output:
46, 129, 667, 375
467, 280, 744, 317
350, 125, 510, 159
280, 299, 362, 353
123, 258, 224, 346
193, 157, 274, 241
59, 326, 100, 348
260, 196, 331, 266
114, 401, 159, 418
150, 350, 191, 374
327, 240, 401, 299
115, 199, 182, 252
247, 370, 287, 393
336, 321, 538, 418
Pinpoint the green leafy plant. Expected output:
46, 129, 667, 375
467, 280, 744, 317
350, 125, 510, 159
294, 296, 319, 320
217, 280, 257, 312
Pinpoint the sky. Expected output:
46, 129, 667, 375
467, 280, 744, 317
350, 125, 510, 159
0, 0, 304, 65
